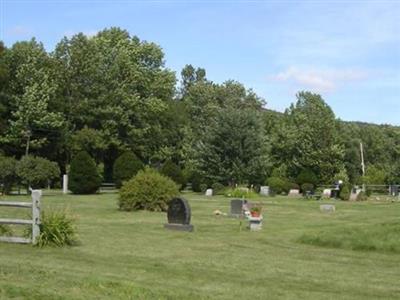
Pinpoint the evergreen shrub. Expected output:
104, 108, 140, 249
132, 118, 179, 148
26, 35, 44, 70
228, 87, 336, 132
113, 151, 143, 188
160, 160, 186, 190
69, 151, 101, 194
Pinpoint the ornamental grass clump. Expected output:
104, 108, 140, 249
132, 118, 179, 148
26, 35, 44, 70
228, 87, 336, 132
118, 167, 179, 212
26, 210, 78, 247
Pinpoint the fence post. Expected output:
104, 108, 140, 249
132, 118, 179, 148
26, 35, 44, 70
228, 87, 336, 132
31, 190, 41, 245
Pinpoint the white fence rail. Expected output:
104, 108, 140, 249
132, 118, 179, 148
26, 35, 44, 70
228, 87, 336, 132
0, 190, 41, 245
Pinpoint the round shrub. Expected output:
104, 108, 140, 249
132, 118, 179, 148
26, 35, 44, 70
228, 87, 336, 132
16, 155, 60, 190
211, 182, 225, 195
188, 171, 204, 192
69, 151, 101, 194
118, 167, 179, 211
267, 177, 289, 195
339, 185, 350, 201
160, 160, 186, 190
296, 169, 318, 186
113, 151, 143, 188
301, 183, 314, 193
199, 183, 208, 194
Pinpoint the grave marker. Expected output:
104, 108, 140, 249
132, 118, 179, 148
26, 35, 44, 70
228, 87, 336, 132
164, 197, 194, 232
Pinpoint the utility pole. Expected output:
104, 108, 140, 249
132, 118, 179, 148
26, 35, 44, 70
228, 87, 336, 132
360, 142, 366, 191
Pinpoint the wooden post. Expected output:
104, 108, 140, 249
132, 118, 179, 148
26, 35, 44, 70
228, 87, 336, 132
31, 190, 41, 245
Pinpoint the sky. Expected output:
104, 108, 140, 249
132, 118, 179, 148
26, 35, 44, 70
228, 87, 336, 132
1, 0, 399, 125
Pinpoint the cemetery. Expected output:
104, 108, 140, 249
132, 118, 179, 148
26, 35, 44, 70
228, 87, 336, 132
1, 185, 400, 299
1, 2, 399, 298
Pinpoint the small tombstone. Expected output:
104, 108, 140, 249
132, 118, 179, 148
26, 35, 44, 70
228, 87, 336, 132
260, 186, 270, 196
322, 189, 331, 198
164, 197, 194, 232
205, 189, 213, 196
238, 187, 249, 193
288, 189, 300, 197
230, 199, 247, 217
248, 216, 263, 231
320, 204, 335, 213
389, 185, 399, 197
349, 188, 362, 201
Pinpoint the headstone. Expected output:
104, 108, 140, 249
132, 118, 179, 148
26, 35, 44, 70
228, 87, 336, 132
390, 185, 399, 197
288, 189, 300, 196
238, 187, 249, 193
349, 188, 362, 201
248, 216, 263, 231
320, 204, 335, 213
63, 174, 68, 194
322, 189, 331, 197
205, 189, 213, 196
164, 197, 194, 232
230, 199, 247, 217
260, 186, 270, 196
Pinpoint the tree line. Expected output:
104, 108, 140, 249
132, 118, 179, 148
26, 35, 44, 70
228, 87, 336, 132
0, 27, 399, 193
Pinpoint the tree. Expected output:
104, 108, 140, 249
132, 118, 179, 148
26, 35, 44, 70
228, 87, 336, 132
113, 151, 144, 188
272, 91, 344, 183
16, 155, 60, 190
195, 108, 270, 185
1, 39, 64, 156
69, 151, 101, 194
0, 155, 17, 194
160, 160, 186, 189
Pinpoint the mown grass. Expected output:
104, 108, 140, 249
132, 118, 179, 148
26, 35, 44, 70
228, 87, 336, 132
298, 220, 400, 253
0, 192, 400, 299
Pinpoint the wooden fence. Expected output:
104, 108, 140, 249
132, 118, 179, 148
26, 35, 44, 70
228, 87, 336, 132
0, 190, 41, 245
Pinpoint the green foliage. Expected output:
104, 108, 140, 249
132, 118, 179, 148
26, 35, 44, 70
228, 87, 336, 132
199, 183, 208, 194
298, 221, 400, 253
26, 210, 78, 247
113, 151, 144, 188
211, 182, 225, 195
118, 167, 179, 211
187, 170, 204, 192
301, 183, 314, 193
69, 151, 101, 194
357, 191, 368, 201
362, 165, 386, 185
16, 155, 60, 189
0, 155, 17, 194
160, 160, 186, 190
267, 177, 289, 195
195, 107, 270, 185
296, 169, 318, 186
0, 224, 12, 236
273, 92, 345, 183
224, 187, 258, 198
339, 185, 351, 201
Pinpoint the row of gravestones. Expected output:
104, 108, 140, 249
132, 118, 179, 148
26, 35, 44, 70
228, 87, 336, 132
164, 198, 262, 232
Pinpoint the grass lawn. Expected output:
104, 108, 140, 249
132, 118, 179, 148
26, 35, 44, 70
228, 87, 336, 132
1, 191, 400, 299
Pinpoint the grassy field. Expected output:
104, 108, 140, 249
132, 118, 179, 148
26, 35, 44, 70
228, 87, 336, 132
1, 191, 400, 299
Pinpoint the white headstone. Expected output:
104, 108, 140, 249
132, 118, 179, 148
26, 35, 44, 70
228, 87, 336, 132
63, 174, 68, 194
322, 189, 331, 197
260, 186, 270, 196
320, 204, 335, 213
288, 189, 300, 196
205, 189, 213, 196
349, 188, 362, 201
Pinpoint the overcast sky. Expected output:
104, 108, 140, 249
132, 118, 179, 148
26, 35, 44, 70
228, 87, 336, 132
1, 0, 399, 125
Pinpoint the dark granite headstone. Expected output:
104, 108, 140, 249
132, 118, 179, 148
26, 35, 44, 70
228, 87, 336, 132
164, 197, 194, 232
230, 199, 246, 217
